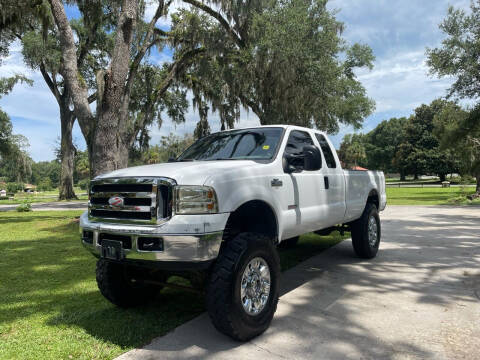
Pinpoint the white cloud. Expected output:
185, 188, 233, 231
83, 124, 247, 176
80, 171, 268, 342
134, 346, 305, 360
356, 50, 454, 113
0, 41, 60, 126
144, 0, 185, 27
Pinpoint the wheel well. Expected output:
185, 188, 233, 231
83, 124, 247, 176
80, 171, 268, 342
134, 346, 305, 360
367, 189, 379, 209
223, 200, 278, 243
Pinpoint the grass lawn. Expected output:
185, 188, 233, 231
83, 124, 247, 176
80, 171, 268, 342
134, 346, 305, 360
386, 186, 480, 205
0, 211, 346, 360
0, 187, 88, 205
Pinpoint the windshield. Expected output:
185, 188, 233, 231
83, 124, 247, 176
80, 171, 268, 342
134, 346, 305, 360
177, 127, 284, 161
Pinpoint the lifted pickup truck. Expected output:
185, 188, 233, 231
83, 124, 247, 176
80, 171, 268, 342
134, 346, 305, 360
80, 125, 386, 340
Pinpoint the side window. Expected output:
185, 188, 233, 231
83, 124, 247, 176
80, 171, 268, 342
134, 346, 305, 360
284, 130, 316, 168
315, 134, 337, 168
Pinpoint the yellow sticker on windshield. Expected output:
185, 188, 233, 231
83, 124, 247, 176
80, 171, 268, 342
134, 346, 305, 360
263, 145, 270, 150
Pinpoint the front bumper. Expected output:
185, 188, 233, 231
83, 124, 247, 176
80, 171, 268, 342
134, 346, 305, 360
80, 212, 225, 263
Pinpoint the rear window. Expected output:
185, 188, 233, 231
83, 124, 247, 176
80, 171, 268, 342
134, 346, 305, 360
315, 134, 337, 168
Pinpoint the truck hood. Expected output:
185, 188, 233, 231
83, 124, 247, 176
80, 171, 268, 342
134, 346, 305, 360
94, 160, 265, 185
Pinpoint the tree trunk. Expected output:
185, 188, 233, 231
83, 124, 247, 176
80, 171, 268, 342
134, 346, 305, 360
473, 173, 480, 198
90, 110, 130, 178
58, 108, 77, 200
400, 171, 406, 181
414, 174, 419, 180
467, 174, 480, 200
439, 173, 446, 182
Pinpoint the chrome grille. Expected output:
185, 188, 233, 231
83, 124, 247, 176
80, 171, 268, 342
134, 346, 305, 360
88, 177, 174, 224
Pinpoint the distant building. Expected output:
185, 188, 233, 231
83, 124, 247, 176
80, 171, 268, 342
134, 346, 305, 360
24, 184, 37, 192
0, 189, 6, 197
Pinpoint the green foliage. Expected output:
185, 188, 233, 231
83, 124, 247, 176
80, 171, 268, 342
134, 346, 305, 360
394, 99, 460, 180
130, 133, 195, 165
31, 160, 61, 187
0, 111, 32, 183
0, 76, 32, 157
434, 102, 480, 193
15, 199, 32, 212
21, 30, 62, 74
175, 0, 375, 133
37, 177, 53, 192
6, 182, 23, 193
74, 150, 89, 182
426, 1, 480, 100
451, 175, 476, 185
0, 108, 13, 156
338, 133, 367, 169
129, 65, 189, 149
426, 1, 480, 195
364, 117, 408, 174
0, 75, 32, 97
77, 178, 90, 191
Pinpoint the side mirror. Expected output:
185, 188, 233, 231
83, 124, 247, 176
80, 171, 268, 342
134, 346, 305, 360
282, 154, 298, 173
303, 145, 322, 171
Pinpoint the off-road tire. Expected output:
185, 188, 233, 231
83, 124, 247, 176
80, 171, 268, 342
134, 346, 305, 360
351, 203, 381, 259
277, 236, 299, 249
206, 232, 280, 341
96, 259, 160, 308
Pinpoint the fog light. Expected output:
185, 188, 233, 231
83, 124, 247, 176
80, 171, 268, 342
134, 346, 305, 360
138, 237, 164, 251
82, 230, 94, 244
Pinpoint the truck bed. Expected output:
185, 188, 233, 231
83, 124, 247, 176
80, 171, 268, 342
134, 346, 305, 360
343, 170, 386, 223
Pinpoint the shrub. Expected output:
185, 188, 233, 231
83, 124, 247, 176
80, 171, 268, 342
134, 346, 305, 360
6, 182, 23, 193
16, 199, 32, 212
459, 175, 476, 184
451, 174, 476, 185
78, 179, 90, 191
37, 178, 53, 192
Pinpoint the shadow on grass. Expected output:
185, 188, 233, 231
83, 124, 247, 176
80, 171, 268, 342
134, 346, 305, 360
0, 212, 345, 353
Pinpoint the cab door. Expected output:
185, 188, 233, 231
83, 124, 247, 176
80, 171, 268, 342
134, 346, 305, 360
277, 129, 328, 239
313, 133, 346, 227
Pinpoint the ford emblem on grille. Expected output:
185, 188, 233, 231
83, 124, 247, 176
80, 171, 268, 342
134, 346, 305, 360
108, 196, 124, 207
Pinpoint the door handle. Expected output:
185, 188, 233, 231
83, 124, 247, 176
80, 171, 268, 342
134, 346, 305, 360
324, 176, 329, 189
271, 178, 283, 187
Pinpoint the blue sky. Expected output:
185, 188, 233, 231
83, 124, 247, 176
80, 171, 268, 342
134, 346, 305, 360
0, 0, 471, 162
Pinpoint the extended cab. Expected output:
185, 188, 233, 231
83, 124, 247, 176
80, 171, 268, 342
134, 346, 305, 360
80, 125, 386, 340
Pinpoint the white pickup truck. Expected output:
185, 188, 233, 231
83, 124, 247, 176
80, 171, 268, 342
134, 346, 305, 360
80, 125, 386, 340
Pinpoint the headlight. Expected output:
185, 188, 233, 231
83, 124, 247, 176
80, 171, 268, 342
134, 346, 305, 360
174, 186, 218, 214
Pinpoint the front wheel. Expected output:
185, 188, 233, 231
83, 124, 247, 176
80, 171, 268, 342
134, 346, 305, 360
96, 259, 162, 308
206, 232, 280, 341
351, 203, 381, 259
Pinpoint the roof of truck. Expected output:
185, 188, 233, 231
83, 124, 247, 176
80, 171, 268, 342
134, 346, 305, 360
218, 124, 327, 135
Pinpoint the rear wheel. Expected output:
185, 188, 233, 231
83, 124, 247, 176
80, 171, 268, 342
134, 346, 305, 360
96, 259, 162, 308
206, 232, 280, 341
351, 203, 381, 259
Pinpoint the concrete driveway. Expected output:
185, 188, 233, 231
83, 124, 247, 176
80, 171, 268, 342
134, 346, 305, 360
117, 205, 480, 360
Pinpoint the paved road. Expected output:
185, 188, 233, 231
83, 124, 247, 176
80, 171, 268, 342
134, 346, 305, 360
0, 201, 87, 212
117, 205, 480, 360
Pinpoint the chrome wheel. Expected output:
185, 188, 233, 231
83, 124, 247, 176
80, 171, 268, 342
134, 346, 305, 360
368, 215, 378, 247
240, 257, 271, 316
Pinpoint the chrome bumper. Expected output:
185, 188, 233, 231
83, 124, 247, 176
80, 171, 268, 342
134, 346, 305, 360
81, 230, 222, 262
80, 213, 223, 263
